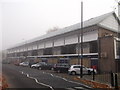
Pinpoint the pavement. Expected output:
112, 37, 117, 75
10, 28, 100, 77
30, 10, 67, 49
2, 64, 92, 90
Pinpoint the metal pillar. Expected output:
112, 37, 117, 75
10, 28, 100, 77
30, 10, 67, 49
80, 1, 83, 78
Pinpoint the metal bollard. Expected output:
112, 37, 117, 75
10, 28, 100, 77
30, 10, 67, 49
110, 72, 114, 87
93, 69, 95, 81
115, 73, 118, 90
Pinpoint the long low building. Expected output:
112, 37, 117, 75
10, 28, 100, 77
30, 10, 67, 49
6, 12, 120, 73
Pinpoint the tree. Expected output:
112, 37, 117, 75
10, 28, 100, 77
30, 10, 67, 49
46, 26, 60, 34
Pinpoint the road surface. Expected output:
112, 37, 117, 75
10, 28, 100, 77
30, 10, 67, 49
2, 64, 92, 90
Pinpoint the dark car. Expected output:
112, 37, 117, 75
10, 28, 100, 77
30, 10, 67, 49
31, 62, 53, 70
53, 63, 70, 73
38, 63, 54, 70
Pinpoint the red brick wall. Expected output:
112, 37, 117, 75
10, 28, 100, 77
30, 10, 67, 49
99, 36, 116, 73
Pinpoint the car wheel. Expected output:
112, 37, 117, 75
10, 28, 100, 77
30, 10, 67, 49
71, 71, 76, 75
32, 66, 35, 69
39, 67, 42, 70
88, 70, 91, 75
57, 70, 61, 73
91, 71, 95, 75
51, 68, 54, 70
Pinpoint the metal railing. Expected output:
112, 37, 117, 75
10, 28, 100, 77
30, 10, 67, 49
83, 72, 120, 88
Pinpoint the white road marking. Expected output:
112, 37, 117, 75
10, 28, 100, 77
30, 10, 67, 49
48, 74, 91, 89
62, 78, 67, 81
20, 70, 91, 89
74, 87, 89, 90
20, 71, 54, 90
63, 79, 91, 89
50, 74, 54, 77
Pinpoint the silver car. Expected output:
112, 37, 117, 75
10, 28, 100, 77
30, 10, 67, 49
31, 62, 46, 68
19, 62, 29, 67
68, 65, 97, 75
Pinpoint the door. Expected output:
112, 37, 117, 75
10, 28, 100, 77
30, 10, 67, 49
91, 59, 98, 69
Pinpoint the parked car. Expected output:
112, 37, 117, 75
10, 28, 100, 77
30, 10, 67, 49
14, 62, 20, 66
19, 62, 29, 67
14, 60, 20, 66
31, 62, 45, 68
53, 63, 70, 73
68, 65, 97, 75
2, 60, 10, 64
38, 63, 54, 70
29, 62, 37, 68
31, 62, 53, 70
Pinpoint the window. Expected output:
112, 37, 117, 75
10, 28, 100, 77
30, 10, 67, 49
58, 58, 69, 64
61, 44, 76, 54
90, 41, 98, 53
116, 41, 120, 59
32, 50, 38, 56
43, 48, 52, 55
73, 66, 80, 68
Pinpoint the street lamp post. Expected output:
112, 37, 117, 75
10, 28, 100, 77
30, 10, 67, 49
23, 39, 28, 61
80, 1, 83, 78
52, 39, 54, 64
25, 41, 28, 60
78, 1, 83, 78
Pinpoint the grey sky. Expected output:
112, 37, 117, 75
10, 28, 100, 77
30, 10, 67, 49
0, 0, 117, 50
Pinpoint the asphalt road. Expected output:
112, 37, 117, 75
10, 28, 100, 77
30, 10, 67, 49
2, 64, 92, 90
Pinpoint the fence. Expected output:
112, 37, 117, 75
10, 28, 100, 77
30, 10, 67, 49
83, 72, 120, 88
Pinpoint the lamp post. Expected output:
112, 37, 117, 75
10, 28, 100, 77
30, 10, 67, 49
22, 39, 28, 61
118, 1, 120, 18
117, 1, 120, 73
78, 1, 83, 78
52, 39, 54, 64
80, 1, 83, 78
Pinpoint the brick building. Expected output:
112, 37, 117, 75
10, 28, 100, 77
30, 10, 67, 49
6, 12, 120, 73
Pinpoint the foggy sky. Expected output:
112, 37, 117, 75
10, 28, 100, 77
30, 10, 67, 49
0, 0, 117, 50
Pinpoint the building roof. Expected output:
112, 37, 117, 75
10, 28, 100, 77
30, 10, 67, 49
29, 12, 115, 43
9, 11, 119, 49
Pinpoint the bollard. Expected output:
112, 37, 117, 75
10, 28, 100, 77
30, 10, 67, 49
92, 69, 95, 81
115, 73, 118, 90
110, 72, 114, 87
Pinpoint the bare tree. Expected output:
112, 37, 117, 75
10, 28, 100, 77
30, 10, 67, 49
46, 26, 60, 34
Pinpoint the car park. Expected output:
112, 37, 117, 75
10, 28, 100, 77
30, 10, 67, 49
68, 65, 97, 75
